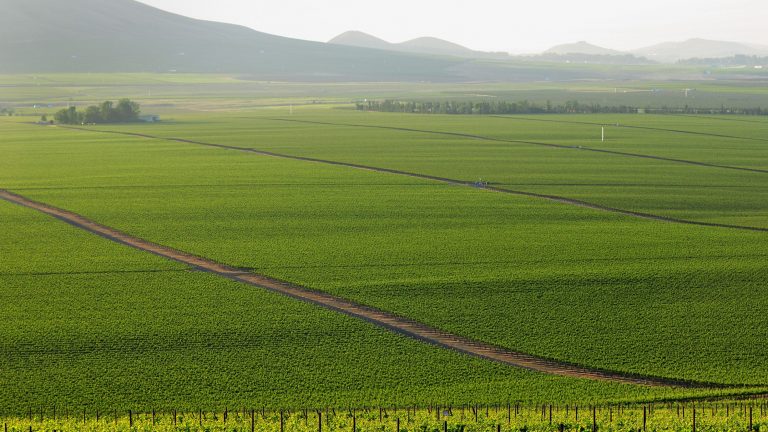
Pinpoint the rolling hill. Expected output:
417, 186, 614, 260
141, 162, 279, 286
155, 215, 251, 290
329, 31, 508, 59
544, 41, 624, 56
0, 0, 461, 80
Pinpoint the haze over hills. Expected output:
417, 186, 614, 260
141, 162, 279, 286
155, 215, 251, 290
329, 31, 508, 59
0, 0, 463, 80
1, 0, 766, 81
630, 38, 768, 63
544, 41, 624, 56
540, 39, 768, 63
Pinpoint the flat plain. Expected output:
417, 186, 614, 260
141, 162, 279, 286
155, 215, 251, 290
2, 75, 768, 413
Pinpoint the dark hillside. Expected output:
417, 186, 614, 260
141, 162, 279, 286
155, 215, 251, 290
0, 0, 460, 80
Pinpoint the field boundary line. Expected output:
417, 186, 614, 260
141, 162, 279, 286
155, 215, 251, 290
0, 188, 747, 388
58, 125, 768, 233
490, 115, 768, 144
263, 117, 768, 175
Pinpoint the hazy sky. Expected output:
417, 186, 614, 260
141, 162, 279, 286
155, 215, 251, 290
139, 0, 767, 53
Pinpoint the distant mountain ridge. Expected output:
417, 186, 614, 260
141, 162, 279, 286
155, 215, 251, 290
631, 38, 768, 63
540, 38, 768, 63
329, 31, 508, 59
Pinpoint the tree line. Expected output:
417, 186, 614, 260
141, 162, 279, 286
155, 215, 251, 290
678, 55, 768, 67
54, 99, 141, 124
356, 100, 768, 116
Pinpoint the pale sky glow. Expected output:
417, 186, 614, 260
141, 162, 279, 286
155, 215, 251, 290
139, 0, 768, 53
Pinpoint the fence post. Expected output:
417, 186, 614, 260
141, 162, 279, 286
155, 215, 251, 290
549, 405, 552, 425
643, 406, 646, 431
251, 409, 255, 432
692, 407, 696, 432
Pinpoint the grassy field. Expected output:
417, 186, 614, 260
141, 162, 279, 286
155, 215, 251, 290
2, 75, 768, 413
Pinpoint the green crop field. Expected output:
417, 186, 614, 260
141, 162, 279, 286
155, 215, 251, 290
2, 75, 768, 418
4, 196, 699, 414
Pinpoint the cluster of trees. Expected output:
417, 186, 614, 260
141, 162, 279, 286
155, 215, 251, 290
356, 100, 640, 115
356, 100, 768, 116
0, 107, 14, 116
54, 99, 141, 124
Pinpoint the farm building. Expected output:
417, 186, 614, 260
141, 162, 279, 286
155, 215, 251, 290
140, 114, 160, 122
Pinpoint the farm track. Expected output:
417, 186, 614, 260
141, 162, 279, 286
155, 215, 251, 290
264, 117, 768, 175
60, 125, 768, 233
0, 188, 747, 388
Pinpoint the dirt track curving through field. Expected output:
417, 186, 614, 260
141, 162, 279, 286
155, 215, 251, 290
59, 125, 768, 233
0, 188, 746, 388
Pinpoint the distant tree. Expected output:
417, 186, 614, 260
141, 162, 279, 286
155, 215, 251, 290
83, 105, 102, 124
114, 98, 140, 122
40, 114, 47, 123
100, 100, 116, 122
54, 106, 82, 124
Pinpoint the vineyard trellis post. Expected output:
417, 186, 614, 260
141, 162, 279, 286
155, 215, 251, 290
693, 406, 696, 432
